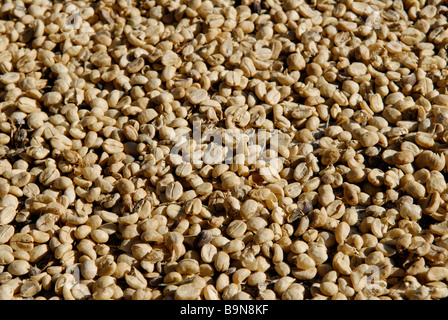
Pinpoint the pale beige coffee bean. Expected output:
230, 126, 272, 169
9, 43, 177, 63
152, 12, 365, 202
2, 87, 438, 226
240, 199, 260, 220
369, 93, 384, 113
247, 271, 266, 286
399, 203, 422, 222
8, 260, 31, 276
39, 167, 60, 186
221, 171, 240, 190
81, 259, 98, 280
222, 239, 245, 253
165, 181, 183, 201
359, 131, 379, 148
11, 171, 31, 187
203, 284, 220, 300
287, 53, 306, 71
176, 163, 193, 177
332, 252, 351, 275
0, 250, 14, 265
42, 92, 63, 106
30, 230, 50, 244
176, 259, 200, 275
164, 231, 184, 249
17, 97, 39, 113
273, 276, 295, 295
392, 151, 414, 165
253, 228, 275, 244
285, 182, 302, 198
282, 283, 305, 300
201, 243, 218, 263
290, 240, 309, 254
29, 244, 49, 263
246, 217, 268, 232
295, 253, 316, 270
82, 166, 102, 182
90, 229, 109, 243
188, 89, 208, 104
232, 268, 251, 284
71, 283, 92, 300
335, 222, 350, 244
20, 279, 41, 298
92, 286, 115, 300
426, 267, 448, 282
174, 283, 201, 300
53, 176, 73, 190
103, 139, 124, 154
308, 242, 328, 265
403, 181, 426, 199
164, 271, 182, 284
161, 50, 180, 66
226, 220, 247, 239
265, 88, 281, 105
0, 225, 14, 244
0, 184, 9, 198
225, 69, 243, 87
10, 233, 34, 251
0, 206, 16, 225
115, 178, 135, 194
196, 182, 213, 195
125, 267, 147, 290
214, 251, 230, 272
322, 148, 341, 165
319, 282, 339, 296
347, 62, 367, 77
